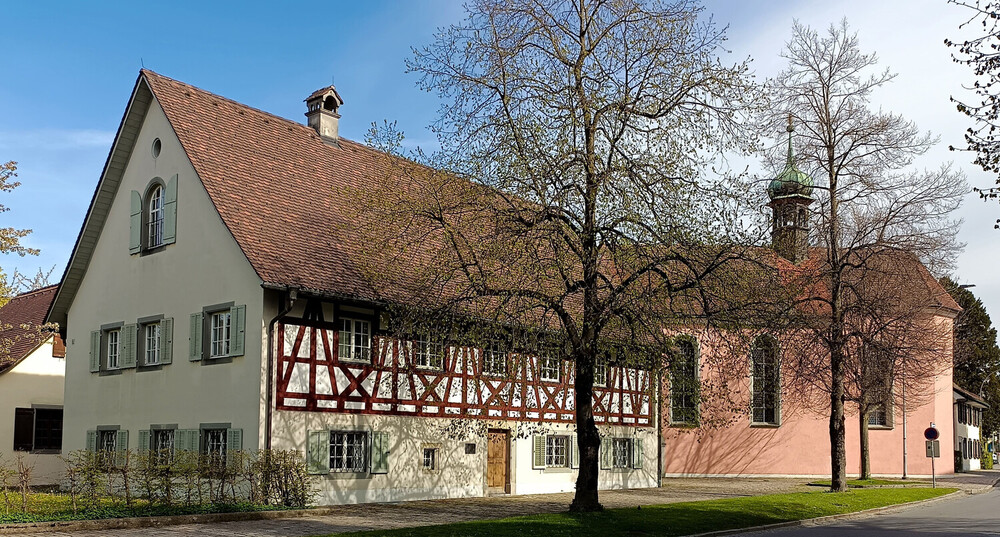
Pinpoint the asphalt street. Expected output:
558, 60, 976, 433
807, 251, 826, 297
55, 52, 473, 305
741, 488, 1000, 536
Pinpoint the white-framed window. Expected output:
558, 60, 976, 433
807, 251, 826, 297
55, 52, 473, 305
338, 318, 371, 362
99, 430, 117, 452
203, 428, 227, 467
612, 438, 633, 469
482, 342, 507, 376
414, 334, 444, 369
330, 431, 368, 472
147, 185, 164, 248
422, 447, 438, 470
545, 435, 569, 467
152, 429, 174, 464
539, 356, 561, 382
98, 430, 117, 468
594, 359, 608, 387
143, 322, 161, 365
106, 329, 120, 369
210, 311, 232, 358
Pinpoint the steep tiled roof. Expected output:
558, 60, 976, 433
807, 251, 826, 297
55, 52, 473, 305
143, 70, 962, 317
0, 285, 60, 371
49, 70, 961, 328
143, 69, 394, 300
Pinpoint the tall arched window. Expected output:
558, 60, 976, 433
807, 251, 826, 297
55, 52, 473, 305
670, 337, 699, 425
751, 335, 780, 425
147, 185, 164, 248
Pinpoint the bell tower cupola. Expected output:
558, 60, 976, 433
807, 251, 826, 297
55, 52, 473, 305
305, 85, 344, 145
767, 116, 814, 264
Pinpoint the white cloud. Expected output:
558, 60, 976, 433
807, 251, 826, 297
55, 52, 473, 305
0, 129, 114, 151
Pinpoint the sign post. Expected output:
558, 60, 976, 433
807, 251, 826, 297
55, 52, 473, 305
925, 424, 940, 488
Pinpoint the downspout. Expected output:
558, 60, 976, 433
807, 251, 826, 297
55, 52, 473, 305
657, 367, 663, 488
265, 288, 298, 451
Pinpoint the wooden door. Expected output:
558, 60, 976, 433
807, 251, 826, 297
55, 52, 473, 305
487, 429, 510, 491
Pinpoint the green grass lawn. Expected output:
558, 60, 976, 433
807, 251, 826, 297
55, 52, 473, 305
326, 488, 954, 537
807, 478, 929, 488
0, 492, 290, 524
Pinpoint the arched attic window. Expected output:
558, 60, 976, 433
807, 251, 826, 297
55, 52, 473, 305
147, 184, 164, 248
670, 336, 699, 425
751, 335, 780, 425
129, 175, 178, 254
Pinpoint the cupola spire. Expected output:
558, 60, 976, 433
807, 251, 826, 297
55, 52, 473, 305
767, 116, 815, 264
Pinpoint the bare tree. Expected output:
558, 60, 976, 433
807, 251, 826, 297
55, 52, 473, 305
946, 0, 1000, 222
768, 20, 966, 491
353, 0, 766, 511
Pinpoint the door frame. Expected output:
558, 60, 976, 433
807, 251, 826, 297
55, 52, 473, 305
487, 428, 511, 494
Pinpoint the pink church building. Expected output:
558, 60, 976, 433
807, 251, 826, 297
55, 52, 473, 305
661, 131, 959, 479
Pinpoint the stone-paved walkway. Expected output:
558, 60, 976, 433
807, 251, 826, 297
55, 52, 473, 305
14, 473, 998, 537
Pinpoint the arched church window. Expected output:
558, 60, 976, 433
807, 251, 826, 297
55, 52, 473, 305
670, 337, 699, 425
751, 335, 780, 425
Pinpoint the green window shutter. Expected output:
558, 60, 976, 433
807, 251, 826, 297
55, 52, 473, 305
176, 429, 199, 453
189, 313, 203, 361
115, 430, 129, 467
121, 324, 137, 368
226, 428, 243, 467
160, 318, 173, 364
307, 431, 330, 474
570, 434, 580, 469
370, 431, 389, 474
162, 174, 177, 245
226, 428, 243, 452
600, 437, 612, 470
230, 304, 246, 357
86, 430, 97, 452
532, 435, 545, 469
129, 190, 142, 254
632, 438, 643, 469
89, 331, 101, 373
138, 430, 151, 453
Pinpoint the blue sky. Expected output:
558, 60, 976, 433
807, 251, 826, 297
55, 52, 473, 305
3, 0, 998, 319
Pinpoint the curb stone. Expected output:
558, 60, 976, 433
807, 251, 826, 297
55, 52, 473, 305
688, 489, 964, 537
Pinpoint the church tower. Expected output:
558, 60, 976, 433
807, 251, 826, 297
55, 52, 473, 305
767, 117, 814, 264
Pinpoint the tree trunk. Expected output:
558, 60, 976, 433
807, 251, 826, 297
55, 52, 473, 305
859, 405, 871, 480
570, 349, 603, 512
829, 343, 848, 492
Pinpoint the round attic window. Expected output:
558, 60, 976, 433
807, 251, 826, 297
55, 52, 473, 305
151, 138, 162, 158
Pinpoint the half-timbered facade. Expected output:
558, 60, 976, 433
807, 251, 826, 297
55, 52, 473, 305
49, 70, 658, 505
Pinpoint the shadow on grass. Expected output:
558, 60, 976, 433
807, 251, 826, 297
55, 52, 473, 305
331, 488, 955, 537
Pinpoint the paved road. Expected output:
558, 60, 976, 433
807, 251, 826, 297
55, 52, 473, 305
741, 488, 1000, 537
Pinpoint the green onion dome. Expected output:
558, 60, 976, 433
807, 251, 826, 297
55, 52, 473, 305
767, 120, 814, 201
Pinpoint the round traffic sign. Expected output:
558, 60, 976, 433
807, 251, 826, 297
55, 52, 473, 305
924, 427, 939, 440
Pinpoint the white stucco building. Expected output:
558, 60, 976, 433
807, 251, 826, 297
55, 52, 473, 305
47, 70, 658, 504
0, 285, 66, 485
953, 384, 987, 472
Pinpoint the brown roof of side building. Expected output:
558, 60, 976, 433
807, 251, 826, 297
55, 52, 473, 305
954, 383, 989, 408
0, 285, 62, 372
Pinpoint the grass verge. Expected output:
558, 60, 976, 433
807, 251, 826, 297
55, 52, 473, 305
0, 493, 292, 524
327, 488, 954, 537
807, 478, 928, 488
